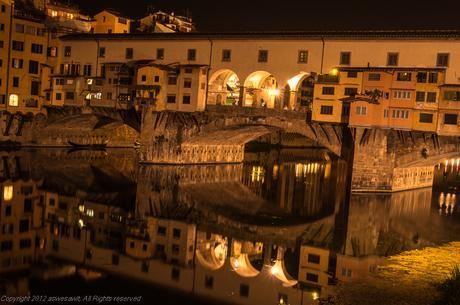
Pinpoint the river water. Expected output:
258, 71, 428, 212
0, 148, 459, 305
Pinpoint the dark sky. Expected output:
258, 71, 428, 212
74, 0, 460, 32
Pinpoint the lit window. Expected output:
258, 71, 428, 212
8, 94, 18, 106
86, 209, 94, 217
3, 185, 13, 201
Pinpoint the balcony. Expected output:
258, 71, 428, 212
317, 74, 339, 84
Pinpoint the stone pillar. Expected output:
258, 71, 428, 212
238, 86, 245, 107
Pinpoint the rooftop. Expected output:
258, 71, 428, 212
60, 29, 460, 41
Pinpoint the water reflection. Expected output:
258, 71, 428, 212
0, 149, 459, 305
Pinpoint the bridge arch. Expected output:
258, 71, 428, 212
229, 240, 264, 277
285, 72, 315, 110
243, 71, 279, 108
195, 233, 228, 271
208, 69, 240, 106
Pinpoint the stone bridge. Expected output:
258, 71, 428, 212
139, 105, 346, 164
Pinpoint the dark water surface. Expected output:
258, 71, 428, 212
0, 148, 459, 305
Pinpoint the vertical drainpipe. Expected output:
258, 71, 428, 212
205, 37, 213, 111
95, 38, 100, 76
5, 1, 15, 113
320, 36, 325, 74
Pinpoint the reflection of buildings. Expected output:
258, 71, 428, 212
1, 150, 459, 305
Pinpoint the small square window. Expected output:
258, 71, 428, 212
171, 267, 180, 280
340, 51, 351, 65
387, 52, 399, 66
298, 50, 308, 63
306, 272, 319, 282
239, 284, 249, 297
64, 46, 71, 57
173, 228, 181, 239
184, 78, 192, 88
258, 50, 268, 62
307, 254, 320, 264
167, 95, 176, 104
205, 275, 214, 289
187, 49, 196, 61
222, 49, 231, 62
157, 48, 164, 60
437, 53, 449, 67
125, 48, 133, 59
182, 95, 191, 104
157, 226, 167, 235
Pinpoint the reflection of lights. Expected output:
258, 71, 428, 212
312, 292, 319, 300
271, 266, 280, 275
78, 205, 85, 213
234, 259, 239, 269
78, 219, 85, 228
3, 185, 13, 201
86, 209, 94, 217
273, 164, 279, 177
250, 166, 265, 183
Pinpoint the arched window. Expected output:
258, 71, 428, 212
9, 94, 19, 106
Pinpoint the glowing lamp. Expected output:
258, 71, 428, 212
312, 292, 319, 300
271, 266, 280, 275
330, 68, 339, 76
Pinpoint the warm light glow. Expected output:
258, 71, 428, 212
268, 88, 280, 96
330, 68, 339, 76
312, 292, 319, 300
86, 209, 94, 217
87, 79, 93, 85
51, 10, 57, 17
271, 266, 280, 275
78, 205, 85, 212
251, 166, 265, 183
233, 259, 239, 269
9, 94, 19, 107
78, 219, 85, 227
3, 185, 13, 201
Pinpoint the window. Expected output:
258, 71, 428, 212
83, 64, 92, 76
347, 71, 358, 78
205, 275, 214, 289
187, 49, 196, 61
5, 205, 12, 216
185, 68, 193, 74
368, 73, 381, 81
29, 60, 39, 74
392, 109, 409, 119
340, 51, 351, 65
19, 239, 31, 249
279, 294, 288, 305
0, 241, 13, 252
356, 106, 367, 115
48, 46, 58, 57
154, 76, 160, 82
0, 24, 4, 32
173, 228, 181, 239
2, 224, 14, 234
182, 95, 191, 104
19, 219, 29, 233
125, 48, 133, 59
15, 23, 24, 33
396, 72, 411, 81
222, 49, 231, 62
308, 254, 320, 264
25, 25, 35, 35
306, 273, 319, 282
141, 75, 147, 82
240, 284, 249, 297
99, 47, 106, 57
444, 113, 458, 125
320, 105, 333, 115
184, 78, 192, 88
168, 76, 177, 85
444, 91, 460, 101
55, 78, 64, 85
419, 113, 433, 123
12, 58, 23, 69
322, 87, 335, 95
428, 72, 438, 83
12, 40, 24, 51
258, 50, 268, 62
417, 72, 427, 83
55, 93, 62, 100
31, 43, 43, 54
384, 109, 389, 118
342, 268, 352, 277
11, 77, 20, 88
1, 5, 5, 13
416, 91, 426, 102
344, 87, 358, 96
65, 92, 74, 100
437, 53, 449, 67
393, 91, 411, 100
167, 95, 176, 104
141, 261, 149, 273
31, 81, 39, 95
298, 50, 308, 63
387, 52, 399, 66
157, 48, 164, 60
157, 226, 167, 235
427, 92, 437, 102
64, 46, 71, 57
9, 94, 18, 106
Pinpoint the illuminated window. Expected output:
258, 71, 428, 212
8, 94, 18, 106
86, 209, 94, 217
3, 185, 13, 201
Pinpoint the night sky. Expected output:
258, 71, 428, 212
74, 0, 460, 32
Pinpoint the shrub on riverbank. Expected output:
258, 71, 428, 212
436, 266, 460, 305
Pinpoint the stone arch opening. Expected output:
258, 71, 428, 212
244, 71, 279, 108
287, 72, 315, 111
208, 69, 240, 106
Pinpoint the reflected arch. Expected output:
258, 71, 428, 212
243, 71, 279, 108
195, 233, 228, 271
268, 246, 298, 287
208, 69, 240, 106
230, 240, 264, 277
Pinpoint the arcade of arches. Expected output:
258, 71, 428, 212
207, 70, 315, 111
